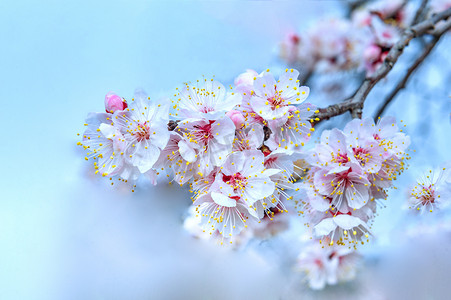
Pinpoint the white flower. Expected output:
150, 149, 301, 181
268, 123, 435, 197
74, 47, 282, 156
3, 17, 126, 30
112, 90, 170, 174
156, 132, 199, 185
80, 112, 141, 181
409, 165, 451, 213
176, 116, 236, 174
232, 123, 264, 152
250, 69, 309, 123
314, 212, 371, 245
177, 78, 242, 120
265, 103, 316, 150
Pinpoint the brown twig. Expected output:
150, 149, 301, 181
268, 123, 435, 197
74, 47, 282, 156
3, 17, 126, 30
374, 21, 451, 119
312, 7, 451, 123
411, 0, 429, 25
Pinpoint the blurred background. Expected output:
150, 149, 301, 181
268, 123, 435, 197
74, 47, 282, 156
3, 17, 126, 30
0, 0, 450, 299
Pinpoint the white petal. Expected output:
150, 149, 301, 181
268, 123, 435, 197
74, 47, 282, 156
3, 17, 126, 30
178, 139, 197, 163
211, 192, 237, 208
314, 218, 336, 236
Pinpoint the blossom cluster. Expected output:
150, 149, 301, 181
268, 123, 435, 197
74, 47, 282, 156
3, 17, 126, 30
280, 0, 450, 76
79, 68, 316, 243
299, 117, 410, 247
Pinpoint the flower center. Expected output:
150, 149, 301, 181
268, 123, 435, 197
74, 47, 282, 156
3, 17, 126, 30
223, 172, 247, 192
268, 91, 285, 110
200, 106, 214, 113
134, 122, 150, 142
420, 185, 435, 204
192, 120, 215, 145
352, 147, 369, 166
335, 152, 349, 164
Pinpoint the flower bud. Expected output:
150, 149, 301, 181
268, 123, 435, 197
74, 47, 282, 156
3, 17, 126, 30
226, 110, 245, 129
105, 92, 127, 113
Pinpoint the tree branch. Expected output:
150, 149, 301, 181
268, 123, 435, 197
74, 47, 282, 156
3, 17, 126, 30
374, 20, 451, 119
312, 7, 451, 123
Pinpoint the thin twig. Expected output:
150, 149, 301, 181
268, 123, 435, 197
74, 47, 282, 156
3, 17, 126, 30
412, 0, 429, 25
374, 21, 451, 119
312, 7, 451, 123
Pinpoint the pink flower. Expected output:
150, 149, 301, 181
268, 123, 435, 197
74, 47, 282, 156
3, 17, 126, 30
104, 92, 127, 113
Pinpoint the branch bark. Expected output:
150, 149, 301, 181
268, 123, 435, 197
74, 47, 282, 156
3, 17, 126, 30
312, 7, 451, 123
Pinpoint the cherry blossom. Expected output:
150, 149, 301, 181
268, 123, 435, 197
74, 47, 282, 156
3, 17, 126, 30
295, 242, 361, 290
111, 91, 170, 174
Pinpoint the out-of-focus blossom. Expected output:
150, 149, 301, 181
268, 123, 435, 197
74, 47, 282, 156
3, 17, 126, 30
430, 0, 451, 13
360, 16, 401, 76
408, 163, 451, 213
295, 241, 361, 290
352, 0, 413, 28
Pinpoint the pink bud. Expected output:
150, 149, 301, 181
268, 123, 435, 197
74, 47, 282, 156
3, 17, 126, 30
105, 92, 127, 113
226, 110, 245, 129
363, 45, 381, 62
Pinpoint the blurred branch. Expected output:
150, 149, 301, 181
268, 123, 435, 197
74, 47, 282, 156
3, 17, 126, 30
346, 0, 369, 17
411, 0, 429, 25
312, 7, 451, 123
374, 20, 451, 119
